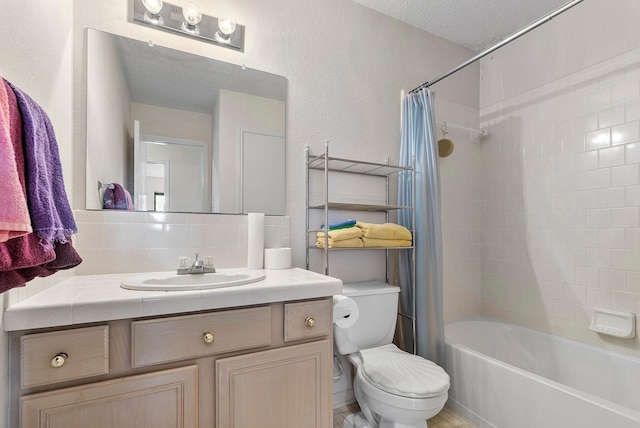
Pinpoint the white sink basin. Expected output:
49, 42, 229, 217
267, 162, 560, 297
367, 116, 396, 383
120, 268, 266, 291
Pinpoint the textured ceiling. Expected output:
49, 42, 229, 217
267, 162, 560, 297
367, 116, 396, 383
352, 0, 571, 51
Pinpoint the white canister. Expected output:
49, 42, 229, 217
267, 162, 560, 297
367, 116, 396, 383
264, 247, 292, 270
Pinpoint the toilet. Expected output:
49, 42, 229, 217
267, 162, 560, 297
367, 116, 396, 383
334, 282, 450, 428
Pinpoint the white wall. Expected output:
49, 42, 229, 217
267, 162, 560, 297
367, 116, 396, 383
86, 29, 132, 209
479, 0, 640, 357
132, 103, 212, 143
435, 99, 483, 322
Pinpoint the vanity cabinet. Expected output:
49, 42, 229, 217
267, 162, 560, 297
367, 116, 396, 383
10, 298, 333, 428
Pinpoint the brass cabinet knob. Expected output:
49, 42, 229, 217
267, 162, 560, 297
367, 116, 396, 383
50, 352, 68, 368
305, 317, 316, 328
202, 332, 215, 344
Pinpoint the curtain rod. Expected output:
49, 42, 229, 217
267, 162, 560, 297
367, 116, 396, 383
409, 0, 585, 93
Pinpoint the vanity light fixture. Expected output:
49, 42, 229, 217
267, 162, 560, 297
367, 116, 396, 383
132, 0, 245, 51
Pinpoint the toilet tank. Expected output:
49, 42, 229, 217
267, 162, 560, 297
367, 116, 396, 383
334, 282, 400, 355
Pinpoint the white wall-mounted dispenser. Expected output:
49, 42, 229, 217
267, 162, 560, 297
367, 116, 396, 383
332, 295, 359, 329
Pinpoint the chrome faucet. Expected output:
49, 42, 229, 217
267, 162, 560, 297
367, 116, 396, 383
177, 253, 216, 275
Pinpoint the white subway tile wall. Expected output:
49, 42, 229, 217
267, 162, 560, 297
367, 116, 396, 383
71, 210, 290, 276
436, 99, 483, 322
480, 46, 640, 357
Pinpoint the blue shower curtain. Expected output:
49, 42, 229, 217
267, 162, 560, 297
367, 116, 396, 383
398, 89, 445, 365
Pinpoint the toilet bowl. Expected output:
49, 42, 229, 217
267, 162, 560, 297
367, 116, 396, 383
334, 282, 450, 428
345, 344, 449, 428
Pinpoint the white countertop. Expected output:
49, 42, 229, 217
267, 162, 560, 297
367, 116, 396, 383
4, 268, 342, 331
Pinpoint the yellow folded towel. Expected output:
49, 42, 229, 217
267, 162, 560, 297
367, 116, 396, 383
316, 227, 362, 242
355, 221, 412, 240
362, 238, 412, 247
316, 237, 364, 248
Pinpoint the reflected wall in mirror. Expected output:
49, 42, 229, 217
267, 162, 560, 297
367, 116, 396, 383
86, 29, 287, 214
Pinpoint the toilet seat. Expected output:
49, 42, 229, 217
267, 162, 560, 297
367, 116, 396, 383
359, 344, 449, 399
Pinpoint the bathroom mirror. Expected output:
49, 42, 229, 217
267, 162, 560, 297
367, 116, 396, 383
85, 29, 286, 214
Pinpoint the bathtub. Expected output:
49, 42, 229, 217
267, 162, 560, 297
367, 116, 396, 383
444, 319, 640, 428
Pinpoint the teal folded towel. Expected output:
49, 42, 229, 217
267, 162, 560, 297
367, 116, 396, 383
320, 219, 357, 231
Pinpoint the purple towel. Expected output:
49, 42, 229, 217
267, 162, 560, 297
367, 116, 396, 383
103, 183, 133, 210
0, 240, 83, 293
6, 80, 77, 250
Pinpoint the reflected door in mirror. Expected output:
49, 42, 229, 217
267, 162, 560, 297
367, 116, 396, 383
134, 120, 207, 212
241, 130, 285, 214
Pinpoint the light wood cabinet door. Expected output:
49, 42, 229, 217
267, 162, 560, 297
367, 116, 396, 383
216, 340, 332, 428
21, 366, 197, 428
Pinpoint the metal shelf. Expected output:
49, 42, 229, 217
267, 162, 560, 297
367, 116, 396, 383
307, 155, 411, 177
305, 143, 415, 302
305, 142, 417, 355
308, 202, 413, 212
308, 246, 414, 250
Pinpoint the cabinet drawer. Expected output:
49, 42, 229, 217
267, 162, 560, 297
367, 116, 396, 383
131, 306, 272, 367
284, 299, 331, 342
21, 325, 109, 388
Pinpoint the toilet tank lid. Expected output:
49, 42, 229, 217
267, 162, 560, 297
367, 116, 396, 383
341, 281, 400, 297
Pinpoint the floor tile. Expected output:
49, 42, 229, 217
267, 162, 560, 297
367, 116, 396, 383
332, 403, 477, 428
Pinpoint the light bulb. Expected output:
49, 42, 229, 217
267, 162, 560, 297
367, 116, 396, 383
142, 0, 163, 25
217, 18, 236, 36
142, 0, 163, 14
182, 2, 202, 26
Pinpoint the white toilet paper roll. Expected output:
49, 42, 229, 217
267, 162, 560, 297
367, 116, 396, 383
264, 248, 292, 270
247, 213, 265, 269
333, 295, 359, 329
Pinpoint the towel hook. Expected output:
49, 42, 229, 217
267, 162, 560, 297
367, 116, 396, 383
437, 122, 454, 158
98, 181, 115, 191
441, 121, 449, 137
